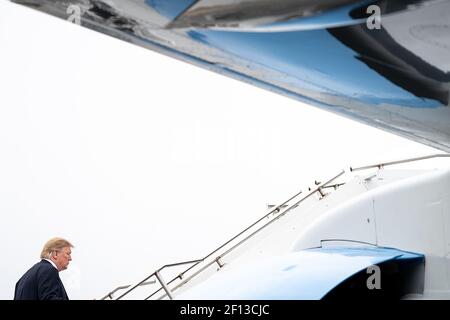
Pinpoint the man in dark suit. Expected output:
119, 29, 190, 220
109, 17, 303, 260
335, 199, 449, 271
14, 237, 74, 300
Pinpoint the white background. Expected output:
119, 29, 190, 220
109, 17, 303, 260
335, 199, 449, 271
0, 1, 439, 299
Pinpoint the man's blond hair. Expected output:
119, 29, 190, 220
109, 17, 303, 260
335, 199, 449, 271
40, 237, 74, 259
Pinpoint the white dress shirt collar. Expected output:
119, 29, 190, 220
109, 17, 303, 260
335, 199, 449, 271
44, 258, 58, 270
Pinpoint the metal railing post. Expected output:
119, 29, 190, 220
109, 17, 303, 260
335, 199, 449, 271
155, 271, 173, 300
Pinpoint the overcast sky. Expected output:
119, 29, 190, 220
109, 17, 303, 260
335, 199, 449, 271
0, 1, 439, 299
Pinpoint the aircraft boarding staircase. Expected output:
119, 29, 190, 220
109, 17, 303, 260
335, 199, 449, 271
100, 154, 450, 300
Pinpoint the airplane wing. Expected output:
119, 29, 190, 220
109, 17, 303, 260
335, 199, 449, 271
11, 0, 450, 151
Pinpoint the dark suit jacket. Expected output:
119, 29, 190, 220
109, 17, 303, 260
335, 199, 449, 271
14, 260, 69, 300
